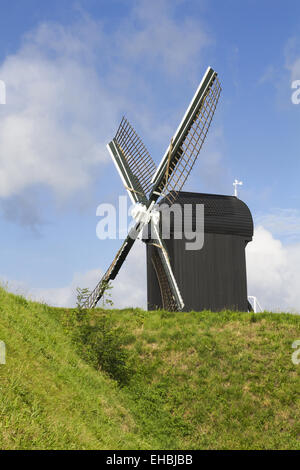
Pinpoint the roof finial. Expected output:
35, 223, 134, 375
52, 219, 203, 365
233, 179, 243, 198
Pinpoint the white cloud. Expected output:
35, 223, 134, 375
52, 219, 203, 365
0, 20, 117, 200
117, 0, 210, 77
246, 226, 300, 313
0, 5, 211, 203
255, 208, 300, 243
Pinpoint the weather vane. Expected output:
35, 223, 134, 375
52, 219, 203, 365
233, 179, 243, 198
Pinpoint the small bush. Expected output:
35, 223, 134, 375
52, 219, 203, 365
75, 287, 90, 312
75, 316, 133, 386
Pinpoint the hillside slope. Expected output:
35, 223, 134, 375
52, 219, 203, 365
0, 287, 299, 449
0, 288, 148, 449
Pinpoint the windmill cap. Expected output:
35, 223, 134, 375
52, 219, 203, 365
158, 191, 253, 239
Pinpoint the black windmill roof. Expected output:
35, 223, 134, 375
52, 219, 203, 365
158, 191, 253, 240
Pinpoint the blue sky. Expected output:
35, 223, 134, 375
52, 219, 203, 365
0, 0, 300, 311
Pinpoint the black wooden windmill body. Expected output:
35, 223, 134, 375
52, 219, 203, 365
84, 67, 253, 312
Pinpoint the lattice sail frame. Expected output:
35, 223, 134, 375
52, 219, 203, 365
83, 243, 126, 309
114, 117, 157, 199
83, 229, 138, 308
150, 246, 178, 311
159, 77, 221, 204
150, 69, 221, 205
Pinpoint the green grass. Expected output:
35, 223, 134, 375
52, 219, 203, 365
0, 287, 299, 449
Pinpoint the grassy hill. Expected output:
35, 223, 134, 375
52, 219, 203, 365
0, 286, 299, 450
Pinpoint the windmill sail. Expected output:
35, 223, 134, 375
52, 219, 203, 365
83, 226, 141, 309
107, 139, 147, 205
150, 67, 221, 204
150, 222, 184, 311
108, 117, 157, 204
85, 66, 221, 311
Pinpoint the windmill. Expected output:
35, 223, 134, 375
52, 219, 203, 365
84, 66, 221, 310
